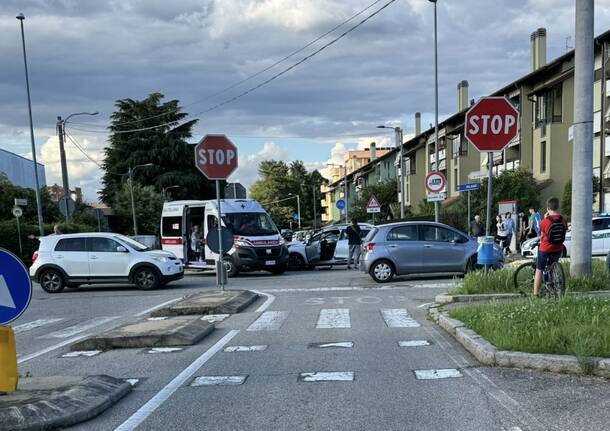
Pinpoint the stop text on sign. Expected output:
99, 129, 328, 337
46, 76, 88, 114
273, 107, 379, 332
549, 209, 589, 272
467, 114, 516, 135
464, 97, 519, 153
196, 148, 236, 166
194, 134, 238, 180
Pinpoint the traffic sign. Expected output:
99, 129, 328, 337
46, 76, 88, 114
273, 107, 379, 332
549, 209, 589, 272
456, 183, 481, 192
205, 227, 235, 255
366, 194, 381, 213
59, 197, 75, 218
0, 248, 32, 325
336, 199, 346, 210
292, 212, 299, 221
426, 192, 446, 202
195, 134, 238, 180
14, 198, 27, 206
425, 171, 446, 193
12, 207, 22, 218
465, 97, 519, 152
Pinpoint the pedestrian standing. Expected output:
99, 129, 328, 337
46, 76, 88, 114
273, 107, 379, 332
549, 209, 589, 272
518, 211, 527, 251
503, 212, 515, 255
346, 219, 362, 270
495, 215, 508, 251
469, 214, 483, 237
528, 207, 541, 239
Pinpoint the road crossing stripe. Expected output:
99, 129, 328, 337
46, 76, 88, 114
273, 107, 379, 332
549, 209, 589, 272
147, 347, 184, 354
61, 350, 101, 358
246, 311, 288, 331
115, 330, 239, 431
380, 309, 421, 328
309, 341, 354, 348
250, 290, 276, 312
298, 372, 354, 382
414, 369, 463, 380
13, 318, 63, 334
224, 345, 267, 352
398, 340, 431, 347
190, 376, 247, 386
44, 316, 119, 339
316, 309, 351, 329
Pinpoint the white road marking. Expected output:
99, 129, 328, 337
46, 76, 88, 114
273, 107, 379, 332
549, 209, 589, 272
126, 379, 140, 387
61, 350, 101, 358
260, 283, 452, 293
247, 311, 288, 331
299, 372, 354, 382
201, 314, 229, 323
13, 318, 63, 334
224, 345, 267, 352
190, 376, 247, 386
250, 290, 276, 312
417, 302, 435, 309
18, 334, 90, 364
316, 309, 351, 329
114, 330, 239, 431
44, 316, 119, 339
380, 309, 421, 328
134, 297, 183, 317
147, 317, 168, 321
398, 340, 430, 347
0, 275, 16, 309
313, 342, 354, 348
147, 347, 184, 354
414, 369, 463, 380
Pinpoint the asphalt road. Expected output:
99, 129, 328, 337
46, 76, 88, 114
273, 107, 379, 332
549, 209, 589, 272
11, 268, 610, 431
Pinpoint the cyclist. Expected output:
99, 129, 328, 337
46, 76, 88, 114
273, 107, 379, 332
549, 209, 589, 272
533, 197, 567, 297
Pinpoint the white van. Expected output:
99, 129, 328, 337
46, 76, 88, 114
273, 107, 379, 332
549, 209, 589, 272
161, 199, 288, 276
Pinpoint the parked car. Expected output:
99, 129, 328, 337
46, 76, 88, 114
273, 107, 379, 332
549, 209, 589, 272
360, 221, 504, 283
287, 223, 373, 270
521, 215, 610, 258
30, 233, 184, 293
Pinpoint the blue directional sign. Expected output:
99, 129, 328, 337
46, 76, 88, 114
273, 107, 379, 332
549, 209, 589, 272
0, 248, 32, 325
292, 212, 299, 221
336, 199, 346, 210
456, 183, 481, 193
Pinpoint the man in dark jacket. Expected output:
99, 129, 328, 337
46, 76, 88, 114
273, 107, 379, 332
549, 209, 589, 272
346, 219, 362, 270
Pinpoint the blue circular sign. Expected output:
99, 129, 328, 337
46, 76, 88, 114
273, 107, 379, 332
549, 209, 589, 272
336, 199, 346, 210
0, 248, 32, 325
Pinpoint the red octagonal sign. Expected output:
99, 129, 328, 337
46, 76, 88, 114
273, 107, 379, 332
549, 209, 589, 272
195, 134, 238, 180
465, 97, 519, 152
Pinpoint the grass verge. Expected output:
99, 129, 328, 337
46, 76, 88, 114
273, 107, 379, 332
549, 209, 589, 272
448, 297, 610, 358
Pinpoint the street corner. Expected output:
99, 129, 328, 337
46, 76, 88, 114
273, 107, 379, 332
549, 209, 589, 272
70, 316, 215, 351
150, 289, 258, 317
0, 375, 131, 431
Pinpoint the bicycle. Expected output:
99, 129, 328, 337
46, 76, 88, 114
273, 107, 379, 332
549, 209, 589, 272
513, 239, 566, 298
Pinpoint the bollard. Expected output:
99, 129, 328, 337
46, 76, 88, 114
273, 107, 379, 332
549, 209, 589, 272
0, 326, 18, 393
477, 236, 496, 267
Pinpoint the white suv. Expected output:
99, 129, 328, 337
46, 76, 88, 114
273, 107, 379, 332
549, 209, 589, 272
30, 233, 183, 293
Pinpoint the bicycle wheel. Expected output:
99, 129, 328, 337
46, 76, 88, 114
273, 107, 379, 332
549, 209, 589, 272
547, 261, 566, 298
513, 261, 536, 296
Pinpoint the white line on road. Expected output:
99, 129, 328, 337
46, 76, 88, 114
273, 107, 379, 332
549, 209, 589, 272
18, 334, 90, 364
147, 347, 184, 354
224, 345, 267, 352
312, 342, 354, 348
201, 314, 230, 323
61, 350, 101, 358
316, 309, 351, 329
414, 369, 463, 380
250, 290, 276, 312
115, 330, 239, 431
299, 372, 354, 382
13, 318, 63, 334
44, 316, 119, 339
398, 340, 431, 347
135, 297, 183, 317
190, 376, 247, 386
247, 311, 288, 331
380, 309, 421, 328
417, 302, 435, 309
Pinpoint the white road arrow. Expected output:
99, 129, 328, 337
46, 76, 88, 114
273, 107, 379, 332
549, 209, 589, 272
0, 275, 16, 309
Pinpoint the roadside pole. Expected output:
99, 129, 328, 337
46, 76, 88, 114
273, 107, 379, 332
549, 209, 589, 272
467, 190, 471, 233
344, 166, 348, 224
215, 180, 225, 291
56, 117, 71, 222
13, 208, 23, 255
485, 152, 493, 236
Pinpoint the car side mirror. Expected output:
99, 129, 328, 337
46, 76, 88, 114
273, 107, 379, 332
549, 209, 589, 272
116, 246, 128, 253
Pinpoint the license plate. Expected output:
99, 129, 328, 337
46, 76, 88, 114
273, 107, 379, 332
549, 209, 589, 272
265, 260, 275, 266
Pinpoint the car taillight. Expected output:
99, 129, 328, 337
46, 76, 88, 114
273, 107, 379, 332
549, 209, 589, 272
161, 238, 182, 245
366, 243, 375, 252
32, 252, 38, 263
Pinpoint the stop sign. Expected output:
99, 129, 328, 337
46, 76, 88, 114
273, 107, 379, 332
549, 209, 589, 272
195, 134, 238, 180
464, 97, 519, 152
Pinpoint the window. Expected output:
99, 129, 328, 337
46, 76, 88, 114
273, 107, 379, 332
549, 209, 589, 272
592, 218, 610, 231
540, 141, 547, 172
162, 216, 182, 237
453, 168, 458, 192
535, 85, 562, 127
322, 230, 341, 243
421, 225, 466, 243
387, 225, 418, 241
359, 229, 371, 239
89, 237, 122, 252
552, 85, 562, 122
207, 215, 218, 230
55, 238, 88, 252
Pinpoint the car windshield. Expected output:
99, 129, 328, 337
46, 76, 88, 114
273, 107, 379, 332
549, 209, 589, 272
222, 212, 279, 237
115, 235, 150, 251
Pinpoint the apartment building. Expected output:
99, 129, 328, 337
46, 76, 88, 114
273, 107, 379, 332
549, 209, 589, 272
320, 27, 610, 223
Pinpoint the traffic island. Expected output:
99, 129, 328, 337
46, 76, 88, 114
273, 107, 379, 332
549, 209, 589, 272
70, 316, 214, 351
0, 375, 131, 431
150, 290, 258, 317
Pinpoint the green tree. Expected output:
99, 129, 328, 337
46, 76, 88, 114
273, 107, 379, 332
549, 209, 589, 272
561, 177, 600, 218
100, 93, 215, 206
349, 180, 398, 223
0, 173, 61, 224
112, 182, 164, 235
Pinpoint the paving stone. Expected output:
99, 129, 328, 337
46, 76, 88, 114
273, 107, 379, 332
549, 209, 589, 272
455, 327, 496, 365
495, 350, 583, 374
594, 358, 610, 378
437, 314, 464, 335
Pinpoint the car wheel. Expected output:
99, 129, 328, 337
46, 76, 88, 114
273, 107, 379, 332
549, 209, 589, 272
134, 267, 160, 290
369, 260, 394, 283
288, 253, 305, 271
40, 269, 66, 293
224, 257, 239, 277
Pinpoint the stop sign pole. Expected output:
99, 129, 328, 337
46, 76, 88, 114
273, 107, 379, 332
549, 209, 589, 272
195, 135, 238, 291
465, 97, 519, 237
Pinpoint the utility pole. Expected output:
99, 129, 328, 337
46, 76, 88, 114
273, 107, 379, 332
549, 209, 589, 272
312, 184, 317, 230
430, 0, 440, 223
296, 193, 301, 229
571, 0, 594, 276
600, 40, 607, 213
344, 166, 348, 224
129, 167, 138, 236
56, 116, 71, 221
17, 13, 44, 236
397, 127, 405, 219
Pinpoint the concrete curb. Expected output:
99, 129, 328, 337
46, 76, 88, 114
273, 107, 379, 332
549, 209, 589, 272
151, 290, 258, 317
0, 375, 131, 431
436, 290, 610, 304
428, 307, 610, 377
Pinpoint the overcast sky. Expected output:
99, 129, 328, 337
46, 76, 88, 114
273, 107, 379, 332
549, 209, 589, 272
2, 0, 610, 201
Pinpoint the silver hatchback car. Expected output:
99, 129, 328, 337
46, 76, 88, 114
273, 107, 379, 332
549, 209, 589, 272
360, 221, 504, 283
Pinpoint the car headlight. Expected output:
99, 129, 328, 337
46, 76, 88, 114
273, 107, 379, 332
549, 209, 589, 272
152, 256, 169, 263
234, 238, 251, 247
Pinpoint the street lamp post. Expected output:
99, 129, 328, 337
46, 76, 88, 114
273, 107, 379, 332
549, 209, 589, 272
16, 13, 44, 236
378, 125, 405, 219
327, 163, 348, 223
124, 163, 155, 236
429, 0, 440, 223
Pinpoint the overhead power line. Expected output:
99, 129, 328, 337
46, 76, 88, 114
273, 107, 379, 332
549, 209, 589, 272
64, 129, 103, 168
65, 0, 397, 135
